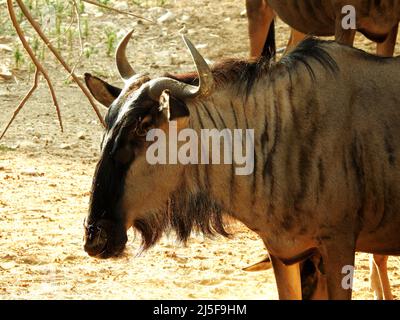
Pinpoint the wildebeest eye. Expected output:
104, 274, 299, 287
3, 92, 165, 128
135, 114, 154, 137
135, 126, 150, 137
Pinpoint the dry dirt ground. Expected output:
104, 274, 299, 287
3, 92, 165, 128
1, 0, 400, 300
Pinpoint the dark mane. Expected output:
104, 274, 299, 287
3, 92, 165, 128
166, 37, 338, 96
281, 38, 338, 79
166, 56, 274, 97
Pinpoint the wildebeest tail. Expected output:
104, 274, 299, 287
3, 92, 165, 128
262, 19, 276, 58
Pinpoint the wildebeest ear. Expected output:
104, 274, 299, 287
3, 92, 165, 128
159, 90, 190, 121
84, 73, 122, 108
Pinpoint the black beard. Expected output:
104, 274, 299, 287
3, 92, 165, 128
133, 191, 229, 250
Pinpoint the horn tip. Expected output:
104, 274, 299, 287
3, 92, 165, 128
126, 28, 135, 38
116, 29, 136, 80
181, 33, 191, 47
119, 29, 135, 48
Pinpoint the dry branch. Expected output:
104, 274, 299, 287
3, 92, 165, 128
0, 69, 40, 140
15, 0, 106, 127
67, 0, 84, 80
1, 0, 63, 140
82, 0, 155, 23
2, 0, 153, 139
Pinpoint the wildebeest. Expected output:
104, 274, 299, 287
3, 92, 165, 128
84, 30, 400, 299
246, 0, 400, 57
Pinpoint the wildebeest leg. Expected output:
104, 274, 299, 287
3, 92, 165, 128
319, 237, 356, 300
246, 0, 274, 57
376, 25, 398, 57
334, 19, 356, 46
284, 29, 306, 55
309, 273, 328, 300
301, 252, 328, 300
370, 255, 393, 300
369, 255, 384, 299
269, 254, 301, 299
371, 25, 396, 301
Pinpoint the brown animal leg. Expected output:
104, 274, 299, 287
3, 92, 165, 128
370, 255, 393, 300
376, 25, 399, 57
301, 252, 329, 300
319, 236, 356, 300
284, 29, 307, 55
269, 254, 302, 300
370, 26, 396, 301
369, 255, 383, 299
334, 19, 356, 46
246, 0, 274, 57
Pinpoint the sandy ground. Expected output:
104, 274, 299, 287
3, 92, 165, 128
0, 0, 399, 300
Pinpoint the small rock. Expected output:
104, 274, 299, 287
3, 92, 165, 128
59, 143, 72, 150
77, 132, 86, 140
157, 10, 175, 24
0, 44, 12, 52
195, 43, 208, 50
180, 14, 190, 22
17, 141, 36, 149
21, 168, 44, 177
240, 9, 247, 17
0, 65, 12, 81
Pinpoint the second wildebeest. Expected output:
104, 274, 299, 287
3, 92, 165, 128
246, 0, 400, 57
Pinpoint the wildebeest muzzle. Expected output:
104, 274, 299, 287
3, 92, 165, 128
83, 218, 127, 258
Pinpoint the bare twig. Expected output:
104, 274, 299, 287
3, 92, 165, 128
67, 0, 84, 80
0, 68, 39, 140
2, 0, 63, 140
15, 0, 106, 127
73, 1, 84, 52
82, 0, 155, 23
48, 9, 76, 46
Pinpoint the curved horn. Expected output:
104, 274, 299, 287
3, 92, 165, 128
116, 29, 136, 80
182, 35, 214, 96
147, 35, 214, 100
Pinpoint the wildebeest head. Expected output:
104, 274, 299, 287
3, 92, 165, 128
83, 30, 216, 258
